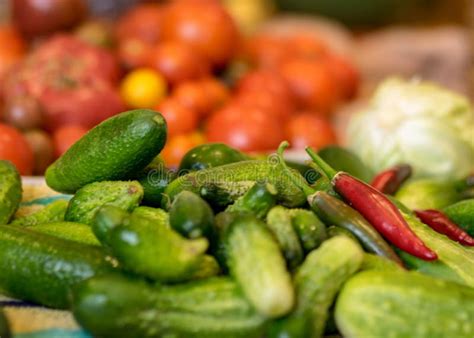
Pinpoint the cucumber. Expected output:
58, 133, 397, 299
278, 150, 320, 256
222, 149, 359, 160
93, 205, 131, 248
226, 182, 277, 219
443, 199, 474, 236
360, 253, 404, 271
28, 222, 100, 246
326, 225, 358, 242
0, 225, 115, 308
46, 109, 167, 193
11, 199, 68, 226
269, 236, 364, 338
164, 160, 307, 208
65, 181, 143, 225
189, 255, 221, 280
0, 308, 10, 338
288, 209, 327, 252
169, 191, 215, 239
225, 214, 294, 318
266, 206, 304, 269
72, 275, 266, 338
335, 270, 474, 338
0, 160, 22, 225
132, 206, 169, 227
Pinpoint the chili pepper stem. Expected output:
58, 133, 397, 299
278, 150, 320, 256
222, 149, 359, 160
305, 147, 338, 180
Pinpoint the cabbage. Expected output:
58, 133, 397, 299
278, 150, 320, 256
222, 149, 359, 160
346, 78, 474, 179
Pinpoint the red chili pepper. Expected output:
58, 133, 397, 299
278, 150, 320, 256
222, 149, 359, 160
305, 147, 438, 261
371, 164, 412, 195
415, 209, 474, 246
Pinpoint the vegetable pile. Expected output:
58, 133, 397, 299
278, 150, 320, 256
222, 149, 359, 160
1, 109, 473, 337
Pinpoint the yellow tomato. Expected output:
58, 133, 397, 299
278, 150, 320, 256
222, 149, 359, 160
120, 68, 167, 108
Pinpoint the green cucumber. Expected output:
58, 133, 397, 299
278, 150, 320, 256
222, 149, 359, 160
266, 206, 304, 269
189, 255, 221, 280
288, 209, 327, 252
0, 308, 10, 338
0, 160, 22, 225
225, 214, 294, 318
335, 270, 474, 338
226, 182, 277, 219
72, 275, 266, 338
65, 181, 143, 225
46, 109, 167, 193
11, 199, 68, 226
443, 199, 474, 236
360, 253, 404, 271
179, 143, 250, 172
28, 222, 100, 246
132, 206, 168, 227
93, 205, 131, 248
326, 225, 359, 242
0, 225, 115, 308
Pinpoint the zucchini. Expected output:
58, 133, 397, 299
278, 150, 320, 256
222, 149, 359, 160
335, 270, 474, 338
0, 160, 21, 225
11, 199, 68, 226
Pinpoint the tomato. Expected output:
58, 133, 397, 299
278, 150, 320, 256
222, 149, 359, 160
147, 41, 210, 86
0, 25, 25, 79
156, 97, 198, 137
0, 123, 34, 175
286, 113, 337, 150
117, 38, 154, 70
120, 68, 167, 109
3, 95, 44, 130
115, 3, 164, 44
279, 59, 339, 114
243, 34, 290, 69
205, 103, 285, 152
161, 132, 206, 167
24, 129, 54, 174
324, 54, 359, 100
287, 34, 328, 60
199, 77, 230, 115
162, 1, 240, 67
52, 125, 87, 158
232, 91, 293, 123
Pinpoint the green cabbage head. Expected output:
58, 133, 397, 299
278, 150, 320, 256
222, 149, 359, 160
346, 78, 474, 179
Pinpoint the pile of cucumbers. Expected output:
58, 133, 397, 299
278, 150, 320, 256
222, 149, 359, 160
0, 109, 473, 338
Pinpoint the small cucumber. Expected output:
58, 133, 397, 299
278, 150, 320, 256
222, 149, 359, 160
226, 182, 277, 219
335, 270, 474, 338
326, 225, 358, 242
266, 206, 304, 269
0, 308, 10, 338
65, 181, 143, 225
11, 199, 68, 226
46, 109, 167, 193
132, 206, 169, 227
72, 275, 266, 338
179, 143, 250, 172
0, 225, 115, 308
0, 160, 22, 225
28, 222, 100, 246
360, 253, 404, 271
225, 214, 295, 318
169, 191, 215, 239
189, 255, 221, 280
93, 205, 131, 248
288, 209, 327, 252
443, 199, 474, 236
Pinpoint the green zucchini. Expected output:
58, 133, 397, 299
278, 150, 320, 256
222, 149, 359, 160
0, 160, 22, 225
11, 199, 68, 226
335, 270, 474, 338
288, 209, 327, 252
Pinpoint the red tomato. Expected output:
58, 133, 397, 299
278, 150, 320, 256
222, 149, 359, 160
116, 3, 164, 44
156, 97, 198, 137
0, 123, 34, 175
171, 81, 208, 117
199, 77, 230, 115
287, 34, 328, 60
117, 38, 154, 70
286, 113, 337, 150
0, 25, 25, 79
52, 125, 87, 157
279, 59, 339, 114
232, 91, 293, 123
162, 1, 239, 67
147, 41, 210, 86
324, 54, 359, 100
161, 132, 205, 167
205, 104, 285, 152
243, 34, 290, 69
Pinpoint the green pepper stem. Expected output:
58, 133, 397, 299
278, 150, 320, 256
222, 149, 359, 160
305, 147, 338, 179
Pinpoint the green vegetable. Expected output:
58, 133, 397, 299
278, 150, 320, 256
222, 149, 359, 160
0, 160, 21, 225
28, 222, 100, 246
269, 236, 364, 338
11, 199, 68, 226
131, 206, 168, 226
266, 206, 304, 269
443, 199, 474, 236
360, 253, 404, 271
288, 209, 327, 252
65, 181, 143, 225
92, 205, 131, 248
189, 255, 221, 280
335, 270, 474, 338
226, 182, 277, 219
72, 275, 266, 338
0, 308, 10, 338
169, 191, 215, 239
135, 156, 175, 207
46, 109, 167, 193
0, 225, 115, 308
225, 214, 294, 318
326, 225, 358, 241
318, 146, 373, 182
347, 77, 474, 180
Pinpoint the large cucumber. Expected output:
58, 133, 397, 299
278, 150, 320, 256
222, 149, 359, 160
0, 160, 22, 225
28, 222, 100, 246
335, 270, 474, 338
11, 199, 68, 226
46, 109, 167, 193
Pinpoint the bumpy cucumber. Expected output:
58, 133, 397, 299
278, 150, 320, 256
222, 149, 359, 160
226, 182, 277, 219
360, 253, 404, 271
93, 205, 131, 248
29, 222, 100, 246
189, 255, 221, 280
443, 199, 474, 236
335, 270, 474, 338
0, 160, 22, 225
46, 109, 167, 193
0, 307, 10, 338
289, 209, 327, 252
0, 225, 115, 308
225, 214, 294, 318
72, 275, 266, 338
65, 181, 143, 225
11, 199, 68, 226
132, 206, 168, 226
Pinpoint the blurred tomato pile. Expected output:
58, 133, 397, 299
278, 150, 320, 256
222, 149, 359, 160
0, 0, 359, 174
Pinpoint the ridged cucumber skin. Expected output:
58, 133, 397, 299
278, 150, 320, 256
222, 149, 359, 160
225, 214, 295, 318
443, 199, 474, 236
28, 222, 100, 246
0, 160, 21, 225
65, 181, 143, 226
164, 160, 307, 208
266, 206, 304, 269
288, 209, 327, 252
45, 109, 167, 194
132, 206, 169, 226
270, 236, 364, 338
335, 270, 474, 338
72, 275, 266, 338
0, 308, 10, 338
0, 225, 115, 308
11, 199, 68, 226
